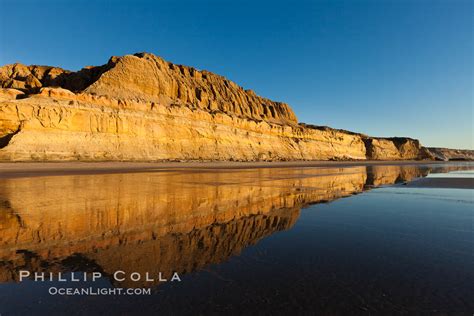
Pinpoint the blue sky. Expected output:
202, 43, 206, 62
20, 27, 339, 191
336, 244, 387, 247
1, 0, 472, 149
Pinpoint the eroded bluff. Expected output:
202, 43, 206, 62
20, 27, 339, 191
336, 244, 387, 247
0, 53, 434, 161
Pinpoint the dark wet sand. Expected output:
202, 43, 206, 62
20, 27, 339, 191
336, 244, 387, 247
0, 160, 463, 179
404, 177, 474, 189
0, 161, 472, 314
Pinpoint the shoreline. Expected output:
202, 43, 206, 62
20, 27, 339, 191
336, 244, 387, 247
1, 160, 472, 179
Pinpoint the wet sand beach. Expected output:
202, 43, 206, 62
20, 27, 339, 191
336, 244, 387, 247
0, 161, 472, 314
405, 177, 474, 189
0, 160, 468, 179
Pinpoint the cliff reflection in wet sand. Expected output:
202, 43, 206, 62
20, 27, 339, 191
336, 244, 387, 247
0, 164, 468, 287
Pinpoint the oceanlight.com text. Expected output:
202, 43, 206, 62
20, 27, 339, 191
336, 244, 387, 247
48, 287, 152, 296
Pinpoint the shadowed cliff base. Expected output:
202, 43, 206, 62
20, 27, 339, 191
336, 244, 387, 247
1, 53, 470, 162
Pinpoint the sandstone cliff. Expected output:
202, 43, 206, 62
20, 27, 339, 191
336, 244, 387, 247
427, 147, 474, 161
0, 53, 442, 161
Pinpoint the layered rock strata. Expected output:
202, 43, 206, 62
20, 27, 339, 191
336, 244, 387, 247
0, 53, 438, 161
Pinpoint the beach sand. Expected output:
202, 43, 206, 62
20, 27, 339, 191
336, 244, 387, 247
404, 177, 474, 189
0, 160, 470, 179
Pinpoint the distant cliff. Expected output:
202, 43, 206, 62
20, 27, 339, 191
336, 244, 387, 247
0, 52, 460, 161
427, 147, 474, 161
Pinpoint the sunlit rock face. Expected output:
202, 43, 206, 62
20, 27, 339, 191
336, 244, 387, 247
0, 164, 465, 287
0, 53, 435, 161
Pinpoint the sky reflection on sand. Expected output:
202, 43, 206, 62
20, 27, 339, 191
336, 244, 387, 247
0, 163, 472, 315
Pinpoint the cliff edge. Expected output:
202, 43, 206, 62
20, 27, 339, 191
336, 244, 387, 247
0, 52, 457, 161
